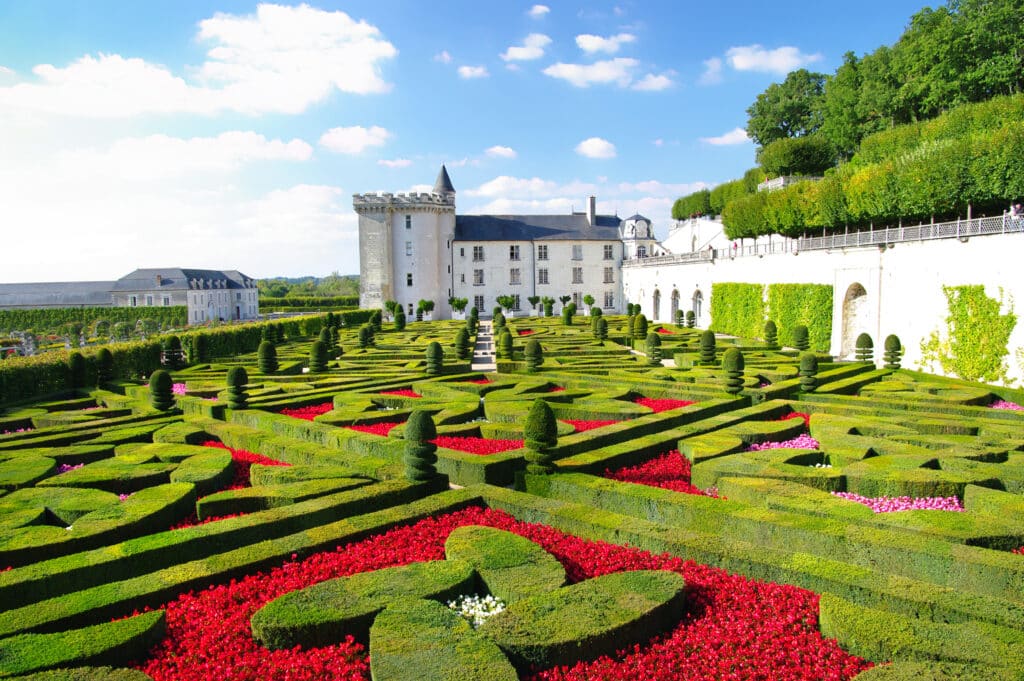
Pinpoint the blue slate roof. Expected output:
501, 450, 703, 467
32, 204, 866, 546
434, 165, 455, 194
112, 268, 255, 291
455, 214, 622, 241
0, 281, 114, 308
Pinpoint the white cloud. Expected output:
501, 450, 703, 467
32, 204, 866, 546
457, 65, 489, 79
698, 57, 723, 85
700, 127, 751, 146
0, 4, 396, 118
528, 5, 550, 18
434, 50, 452, 64
653, 138, 664, 147
465, 176, 598, 199
0, 66, 13, 75
633, 73, 673, 91
485, 145, 517, 159
575, 137, 616, 159
501, 33, 552, 62
617, 180, 709, 195
378, 158, 412, 168
725, 44, 822, 75
319, 125, 390, 154
543, 57, 637, 87
575, 33, 635, 55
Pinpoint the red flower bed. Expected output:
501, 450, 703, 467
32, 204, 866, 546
605, 449, 710, 497
776, 411, 812, 429
280, 403, 334, 421
1013, 546, 1024, 555
171, 513, 248, 531
431, 435, 523, 455
633, 397, 696, 413
655, 327, 676, 334
562, 419, 618, 432
464, 377, 492, 385
517, 329, 535, 336
346, 421, 403, 436
379, 389, 422, 398
137, 507, 870, 681
547, 385, 566, 393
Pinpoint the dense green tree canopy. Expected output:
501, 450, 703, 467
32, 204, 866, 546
745, 69, 826, 147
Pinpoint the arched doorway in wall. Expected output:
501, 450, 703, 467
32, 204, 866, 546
692, 288, 703, 323
841, 283, 869, 358
670, 289, 680, 322
653, 289, 661, 321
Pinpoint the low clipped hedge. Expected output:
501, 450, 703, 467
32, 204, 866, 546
444, 525, 565, 603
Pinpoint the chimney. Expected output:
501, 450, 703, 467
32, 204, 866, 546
155, 274, 163, 286
587, 196, 596, 226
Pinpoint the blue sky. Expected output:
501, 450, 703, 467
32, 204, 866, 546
0, 0, 927, 281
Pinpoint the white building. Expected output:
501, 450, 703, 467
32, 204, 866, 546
354, 166, 661, 318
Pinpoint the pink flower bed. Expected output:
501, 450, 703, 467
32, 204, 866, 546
56, 463, 85, 474
990, 400, 1023, 411
346, 421, 403, 436
137, 507, 869, 681
831, 492, 964, 513
172, 383, 187, 396
747, 434, 820, 451
561, 419, 618, 432
605, 450, 712, 497
431, 435, 523, 455
378, 389, 422, 398
279, 403, 334, 421
1, 427, 34, 435
633, 397, 696, 413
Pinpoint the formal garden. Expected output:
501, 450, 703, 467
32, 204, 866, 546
0, 310, 1022, 680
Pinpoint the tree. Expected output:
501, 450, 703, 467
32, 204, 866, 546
792, 324, 810, 351
416, 299, 435, 321
524, 339, 543, 373
644, 332, 662, 367
582, 294, 595, 310
424, 341, 443, 375
404, 411, 440, 482
799, 352, 819, 392
258, 341, 279, 374
855, 333, 874, 362
722, 348, 745, 395
497, 328, 513, 359
699, 330, 716, 365
746, 69, 827, 147
370, 310, 383, 332
558, 295, 571, 309
96, 347, 114, 385
385, 300, 400, 318
595, 317, 608, 341
756, 135, 835, 177
225, 366, 249, 409
764, 320, 779, 349
527, 296, 541, 315
67, 351, 86, 390
394, 306, 406, 331
359, 324, 375, 349
884, 334, 903, 369
454, 328, 470, 360
149, 369, 174, 411
448, 297, 468, 316
632, 314, 648, 340
523, 399, 557, 475
309, 340, 329, 373
542, 297, 554, 317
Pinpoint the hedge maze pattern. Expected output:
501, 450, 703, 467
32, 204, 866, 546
1, 314, 1022, 680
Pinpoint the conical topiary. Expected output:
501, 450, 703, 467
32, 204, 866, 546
424, 341, 443, 375
686, 310, 696, 328
561, 305, 574, 326
493, 311, 505, 333
359, 323, 375, 348
799, 352, 818, 392
309, 340, 328, 373
855, 333, 874, 362
318, 327, 332, 349
674, 309, 684, 327
329, 325, 340, 351
370, 310, 383, 333
149, 369, 174, 411
699, 329, 716, 365
524, 398, 557, 475
274, 323, 286, 344
524, 339, 543, 373
225, 366, 249, 409
67, 351, 86, 390
632, 314, 648, 340
404, 410, 440, 482
454, 328, 470, 361
258, 341, 278, 374
792, 324, 810, 351
96, 347, 114, 385
764, 320, 778, 349
162, 335, 184, 370
497, 329, 513, 360
883, 334, 903, 369
595, 317, 608, 342
325, 312, 337, 329
261, 325, 275, 344
394, 306, 406, 331
722, 347, 745, 395
645, 332, 662, 367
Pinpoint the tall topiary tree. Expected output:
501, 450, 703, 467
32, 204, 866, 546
722, 348, 745, 395
699, 329, 717, 365
318, 327, 332, 349
855, 333, 874, 362
493, 311, 505, 333
792, 324, 810, 351
645, 332, 662, 367
194, 333, 210, 362
394, 306, 406, 331
799, 352, 819, 392
225, 366, 249, 409
596, 317, 608, 342
524, 398, 557, 475
497, 329, 513, 360
370, 310, 383, 332
359, 323, 375, 348
561, 305, 573, 326
163, 335, 184, 370
591, 306, 602, 319
404, 410, 440, 482
309, 340, 328, 373
261, 325, 275, 345
96, 347, 114, 386
542, 297, 554, 317
632, 314, 648, 340
524, 338, 543, 373
454, 328, 470, 361
67, 351, 86, 390
273, 323, 286, 344
258, 341, 278, 374
764, 320, 779, 349
149, 369, 174, 411
884, 334, 903, 369
467, 306, 479, 333
686, 310, 696, 328
424, 341, 443, 375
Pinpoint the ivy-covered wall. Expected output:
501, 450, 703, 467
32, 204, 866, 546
767, 284, 834, 352
709, 284, 765, 340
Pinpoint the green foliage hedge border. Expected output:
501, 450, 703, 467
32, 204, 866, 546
709, 284, 765, 340
767, 284, 833, 351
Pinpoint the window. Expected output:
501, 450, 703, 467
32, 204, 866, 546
145, 295, 153, 306
130, 295, 137, 307
406, 241, 413, 256
603, 244, 614, 260
405, 215, 412, 229
603, 267, 614, 284
509, 245, 520, 261
473, 269, 484, 285
604, 291, 615, 309
163, 296, 170, 306
460, 273, 466, 284
460, 247, 465, 257
407, 273, 413, 287
538, 268, 549, 285
473, 246, 485, 262
474, 295, 485, 312
537, 244, 548, 260
511, 294, 521, 311
572, 245, 583, 260
236, 292, 241, 300
637, 245, 647, 258
509, 268, 521, 285
572, 267, 583, 284
572, 292, 582, 306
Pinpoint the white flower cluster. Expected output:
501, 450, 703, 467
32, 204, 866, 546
812, 462, 832, 468
446, 593, 506, 628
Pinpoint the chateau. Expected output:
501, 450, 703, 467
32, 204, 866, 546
354, 166, 662, 318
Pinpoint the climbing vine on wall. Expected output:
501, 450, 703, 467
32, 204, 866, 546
710, 284, 765, 340
919, 285, 1017, 384
766, 284, 833, 351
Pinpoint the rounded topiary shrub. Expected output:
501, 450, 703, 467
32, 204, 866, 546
884, 334, 903, 369
394, 307, 406, 331
686, 310, 696, 328
67, 351, 87, 390
225, 366, 249, 409
149, 369, 174, 411
595, 317, 608, 342
855, 333, 874, 362
722, 347, 745, 395
309, 340, 329, 373
632, 314, 648, 340
524, 339, 543, 373
792, 324, 810, 351
524, 398, 557, 475
425, 341, 443, 375
258, 341, 279, 374
96, 347, 114, 385
370, 310, 383, 332
497, 329, 513, 360
404, 410, 440, 482
799, 352, 819, 392
493, 311, 505, 332
318, 327, 331, 346
764, 320, 778, 349
454, 328, 470, 360
591, 307, 602, 319
359, 324, 375, 348
674, 309, 684, 327
699, 329, 716, 365
645, 332, 662, 367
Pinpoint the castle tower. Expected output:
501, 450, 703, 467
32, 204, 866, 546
353, 165, 456, 318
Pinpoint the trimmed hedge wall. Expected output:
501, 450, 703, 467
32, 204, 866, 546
767, 284, 833, 351
0, 307, 186, 335
709, 283, 766, 340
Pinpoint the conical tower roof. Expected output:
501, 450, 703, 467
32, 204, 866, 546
434, 164, 455, 194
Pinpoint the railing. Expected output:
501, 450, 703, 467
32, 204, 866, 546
624, 213, 1023, 268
